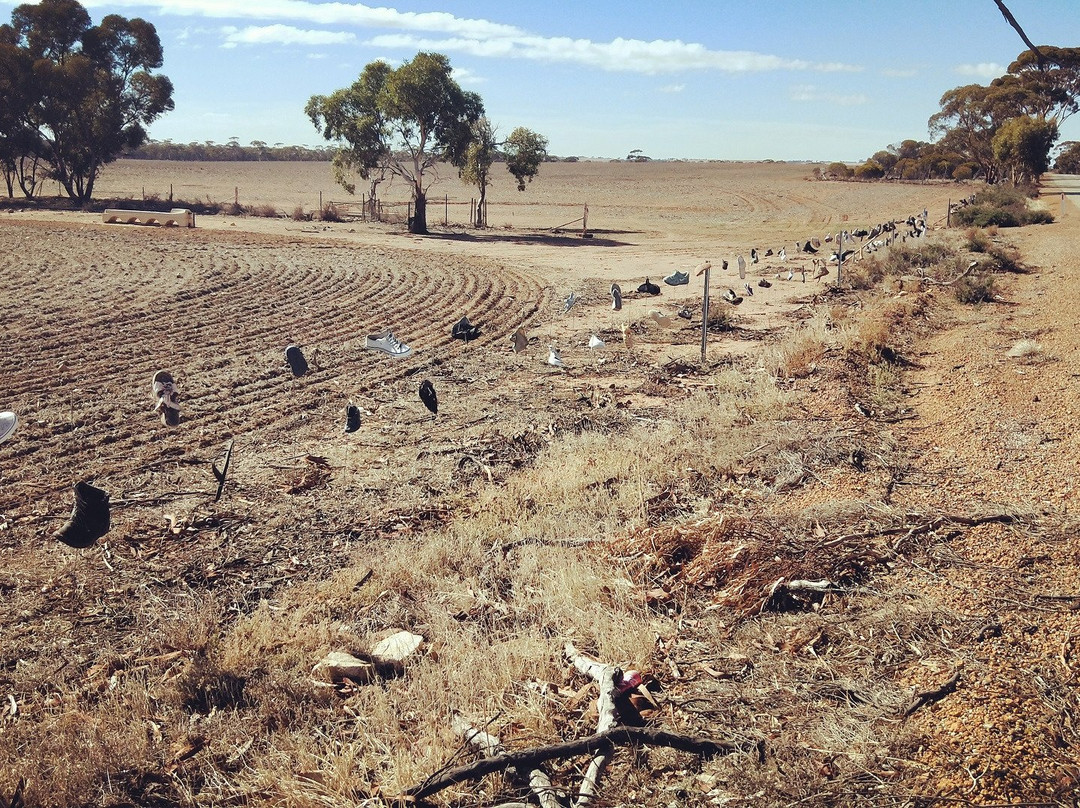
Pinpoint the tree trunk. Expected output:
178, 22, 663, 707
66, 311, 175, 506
411, 190, 428, 234
476, 185, 487, 227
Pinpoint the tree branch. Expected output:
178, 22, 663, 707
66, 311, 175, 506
992, 0, 1046, 69
404, 726, 760, 802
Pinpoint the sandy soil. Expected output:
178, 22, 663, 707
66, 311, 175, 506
5, 160, 1078, 805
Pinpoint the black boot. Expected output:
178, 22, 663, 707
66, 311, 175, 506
344, 404, 361, 433
54, 481, 110, 548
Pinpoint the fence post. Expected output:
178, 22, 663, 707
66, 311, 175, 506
837, 230, 843, 286
319, 190, 323, 215
946, 198, 950, 228
445, 194, 448, 226
700, 264, 711, 363
583, 203, 588, 236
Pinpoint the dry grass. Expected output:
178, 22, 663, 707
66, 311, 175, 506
7, 165, 1064, 807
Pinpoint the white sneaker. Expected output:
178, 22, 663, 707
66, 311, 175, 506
0, 411, 16, 444
588, 334, 605, 349
365, 330, 412, 358
547, 347, 566, 368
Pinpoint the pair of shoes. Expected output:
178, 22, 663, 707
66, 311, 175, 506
152, 371, 181, 426
610, 283, 622, 311
664, 271, 689, 286
637, 277, 661, 295
0, 411, 16, 444
285, 345, 308, 376
54, 481, 110, 548
366, 330, 412, 358
451, 316, 481, 341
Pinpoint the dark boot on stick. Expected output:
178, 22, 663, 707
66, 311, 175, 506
54, 481, 110, 548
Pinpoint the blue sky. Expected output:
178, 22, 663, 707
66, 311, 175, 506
4, 0, 1079, 160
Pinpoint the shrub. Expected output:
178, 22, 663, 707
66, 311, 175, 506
987, 243, 1024, 273
290, 205, 308, 221
320, 203, 342, 222
954, 271, 997, 304
251, 204, 279, 218
224, 201, 244, 216
952, 164, 975, 180
952, 184, 1054, 227
854, 160, 884, 180
965, 227, 990, 252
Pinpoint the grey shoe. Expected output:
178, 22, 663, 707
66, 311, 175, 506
663, 271, 689, 286
365, 330, 412, 358
0, 411, 16, 444
610, 283, 622, 311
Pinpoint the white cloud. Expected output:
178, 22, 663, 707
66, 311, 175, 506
955, 62, 1005, 79
221, 24, 355, 47
70, 0, 858, 75
78, 0, 524, 38
790, 84, 868, 106
660, 84, 685, 93
366, 34, 859, 75
451, 66, 486, 86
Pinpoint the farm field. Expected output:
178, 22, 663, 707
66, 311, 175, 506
2, 161, 1079, 807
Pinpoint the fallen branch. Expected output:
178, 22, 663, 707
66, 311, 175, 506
404, 726, 759, 802
452, 715, 564, 808
903, 669, 962, 718
564, 643, 619, 808
818, 512, 1016, 550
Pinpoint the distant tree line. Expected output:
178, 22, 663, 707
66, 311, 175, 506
0, 0, 173, 202
126, 139, 337, 162
834, 46, 1080, 186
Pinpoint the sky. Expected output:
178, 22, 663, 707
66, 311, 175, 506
3, 0, 1079, 161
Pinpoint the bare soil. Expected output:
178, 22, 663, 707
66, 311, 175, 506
2, 161, 1078, 807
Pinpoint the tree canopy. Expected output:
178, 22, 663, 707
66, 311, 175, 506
847, 45, 1080, 187
308, 52, 547, 234
0, 0, 173, 202
307, 52, 483, 234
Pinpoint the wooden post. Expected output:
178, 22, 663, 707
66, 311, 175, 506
1062, 192, 1067, 218
445, 194, 448, 226
700, 264, 711, 364
837, 229, 843, 286
234, 186, 239, 206
319, 190, 323, 215
582, 203, 588, 236
947, 198, 951, 228
169, 183, 173, 202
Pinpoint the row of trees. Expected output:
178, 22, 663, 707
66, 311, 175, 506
0, 0, 173, 201
128, 139, 336, 162
847, 46, 1080, 186
307, 52, 549, 233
